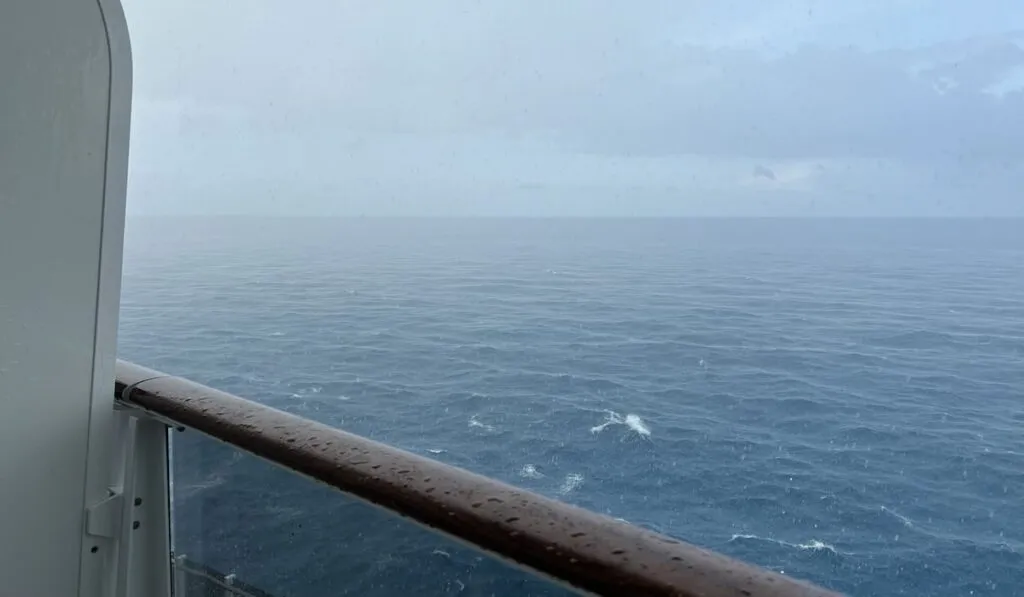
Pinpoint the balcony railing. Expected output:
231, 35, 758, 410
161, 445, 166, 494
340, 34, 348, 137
173, 555, 271, 597
115, 360, 840, 597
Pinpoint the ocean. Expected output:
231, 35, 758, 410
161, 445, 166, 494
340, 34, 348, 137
118, 218, 1024, 596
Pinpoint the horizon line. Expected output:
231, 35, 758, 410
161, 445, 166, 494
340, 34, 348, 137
125, 214, 1024, 220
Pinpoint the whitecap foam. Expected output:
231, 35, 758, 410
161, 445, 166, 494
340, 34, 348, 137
290, 385, 323, 398
729, 534, 840, 554
590, 410, 651, 438
178, 476, 226, 500
589, 411, 621, 434
796, 540, 839, 553
881, 506, 914, 528
519, 464, 545, 479
558, 473, 584, 495
624, 414, 651, 437
469, 415, 495, 431
426, 448, 446, 455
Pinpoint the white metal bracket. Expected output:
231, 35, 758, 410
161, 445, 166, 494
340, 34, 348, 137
82, 405, 173, 597
86, 488, 126, 540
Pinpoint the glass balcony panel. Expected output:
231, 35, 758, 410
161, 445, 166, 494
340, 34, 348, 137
170, 429, 579, 597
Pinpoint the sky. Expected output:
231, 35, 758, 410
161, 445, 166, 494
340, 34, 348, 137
122, 1, 1024, 217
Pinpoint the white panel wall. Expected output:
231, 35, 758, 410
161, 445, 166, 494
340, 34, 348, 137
0, 1, 132, 595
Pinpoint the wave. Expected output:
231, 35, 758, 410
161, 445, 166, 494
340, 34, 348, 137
867, 329, 965, 349
558, 473, 585, 495
176, 476, 227, 501
468, 415, 496, 431
519, 464, 545, 479
289, 385, 323, 398
729, 534, 842, 555
590, 410, 652, 438
625, 414, 652, 436
880, 506, 914, 528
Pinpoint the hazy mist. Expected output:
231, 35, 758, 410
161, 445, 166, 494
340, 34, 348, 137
123, 1, 1024, 217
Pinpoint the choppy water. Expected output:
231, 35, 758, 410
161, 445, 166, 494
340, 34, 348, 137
119, 218, 1024, 596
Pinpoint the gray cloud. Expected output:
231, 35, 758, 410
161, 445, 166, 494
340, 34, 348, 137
123, 0, 1024, 216
554, 41, 1024, 160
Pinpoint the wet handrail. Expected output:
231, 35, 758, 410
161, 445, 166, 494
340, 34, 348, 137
116, 360, 841, 597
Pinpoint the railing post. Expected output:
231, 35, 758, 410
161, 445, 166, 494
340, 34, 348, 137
128, 417, 174, 596
173, 555, 188, 597
83, 411, 172, 597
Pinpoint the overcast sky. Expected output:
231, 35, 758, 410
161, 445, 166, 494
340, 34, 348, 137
123, 1, 1024, 216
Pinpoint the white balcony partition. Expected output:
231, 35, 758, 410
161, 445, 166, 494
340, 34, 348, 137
0, 0, 138, 595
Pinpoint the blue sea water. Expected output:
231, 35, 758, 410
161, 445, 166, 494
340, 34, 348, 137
119, 218, 1024, 596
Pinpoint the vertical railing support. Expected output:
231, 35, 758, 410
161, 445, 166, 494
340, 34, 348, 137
113, 416, 140, 597
128, 417, 173, 596
174, 555, 188, 597
86, 408, 173, 597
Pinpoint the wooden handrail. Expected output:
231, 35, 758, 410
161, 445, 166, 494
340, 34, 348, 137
116, 360, 841, 597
